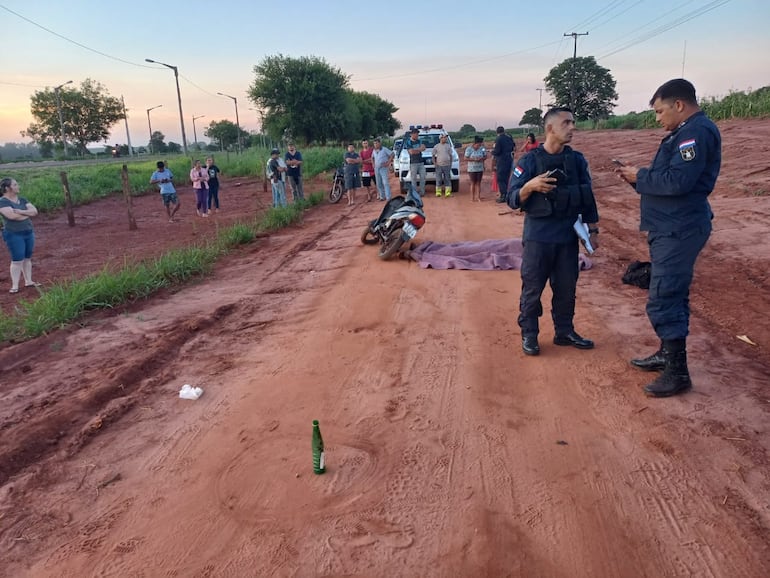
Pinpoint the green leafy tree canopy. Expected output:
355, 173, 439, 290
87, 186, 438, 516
544, 56, 618, 121
204, 120, 249, 150
520, 108, 543, 127
248, 54, 400, 145
24, 78, 124, 155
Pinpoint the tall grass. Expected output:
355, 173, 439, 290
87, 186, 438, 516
4, 146, 345, 213
576, 85, 770, 131
0, 193, 323, 343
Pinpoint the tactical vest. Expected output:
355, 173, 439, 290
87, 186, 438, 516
524, 146, 593, 219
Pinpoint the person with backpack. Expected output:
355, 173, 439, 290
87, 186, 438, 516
507, 107, 599, 357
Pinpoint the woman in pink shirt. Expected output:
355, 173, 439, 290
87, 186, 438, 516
190, 159, 210, 217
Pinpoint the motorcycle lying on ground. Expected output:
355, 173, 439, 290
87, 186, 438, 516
360, 192, 426, 260
329, 166, 345, 204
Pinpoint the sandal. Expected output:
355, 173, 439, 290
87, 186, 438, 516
25, 282, 42, 288
9, 288, 19, 294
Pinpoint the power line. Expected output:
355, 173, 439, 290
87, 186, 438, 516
0, 80, 45, 89
598, 0, 731, 59
568, 0, 627, 32
586, 0, 645, 33
353, 39, 563, 82
593, 1, 698, 52
0, 3, 156, 69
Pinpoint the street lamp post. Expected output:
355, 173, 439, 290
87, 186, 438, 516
145, 58, 188, 155
249, 107, 266, 148
121, 95, 134, 157
217, 92, 241, 154
54, 80, 73, 157
192, 115, 206, 148
146, 104, 162, 154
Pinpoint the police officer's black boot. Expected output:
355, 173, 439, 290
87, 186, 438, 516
643, 339, 692, 398
630, 341, 665, 371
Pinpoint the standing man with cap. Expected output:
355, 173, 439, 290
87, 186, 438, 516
492, 126, 515, 203
432, 133, 453, 197
404, 128, 426, 205
267, 148, 287, 208
617, 78, 721, 398
372, 138, 394, 201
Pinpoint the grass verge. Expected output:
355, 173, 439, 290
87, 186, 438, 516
0, 193, 323, 344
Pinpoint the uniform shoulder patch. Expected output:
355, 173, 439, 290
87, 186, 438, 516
513, 165, 523, 178
678, 138, 696, 161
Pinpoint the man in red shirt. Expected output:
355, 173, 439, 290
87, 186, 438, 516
360, 139, 376, 202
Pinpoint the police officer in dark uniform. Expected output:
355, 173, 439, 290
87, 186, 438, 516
617, 79, 721, 398
492, 126, 515, 203
508, 107, 599, 356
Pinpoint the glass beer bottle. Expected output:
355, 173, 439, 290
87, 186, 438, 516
312, 420, 326, 474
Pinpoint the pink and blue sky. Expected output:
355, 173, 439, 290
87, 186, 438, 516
1, 0, 768, 146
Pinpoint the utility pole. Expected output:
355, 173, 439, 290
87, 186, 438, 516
54, 80, 73, 157
192, 115, 205, 148
563, 32, 588, 111
121, 95, 134, 157
145, 59, 188, 155
536, 88, 544, 111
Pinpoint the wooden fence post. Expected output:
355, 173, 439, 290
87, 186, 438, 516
60, 171, 75, 227
121, 164, 138, 230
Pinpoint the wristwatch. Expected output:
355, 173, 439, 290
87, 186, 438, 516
588, 227, 599, 234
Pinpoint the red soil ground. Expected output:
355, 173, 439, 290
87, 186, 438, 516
1, 118, 769, 576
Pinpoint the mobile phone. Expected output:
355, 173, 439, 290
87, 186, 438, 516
546, 168, 566, 178
611, 159, 625, 167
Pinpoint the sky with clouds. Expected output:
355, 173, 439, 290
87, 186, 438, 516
1, 0, 768, 146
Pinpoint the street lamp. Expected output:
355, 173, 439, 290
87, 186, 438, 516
146, 104, 162, 154
145, 58, 188, 154
192, 115, 206, 148
249, 107, 266, 148
54, 80, 73, 157
217, 92, 241, 154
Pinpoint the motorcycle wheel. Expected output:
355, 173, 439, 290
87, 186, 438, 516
378, 230, 405, 260
361, 225, 378, 245
329, 181, 343, 204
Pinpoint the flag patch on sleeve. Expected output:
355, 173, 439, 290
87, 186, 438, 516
678, 139, 696, 161
513, 166, 523, 178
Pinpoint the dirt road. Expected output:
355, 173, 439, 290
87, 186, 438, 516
1, 120, 769, 576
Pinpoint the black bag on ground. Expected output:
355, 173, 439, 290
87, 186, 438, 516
622, 260, 651, 289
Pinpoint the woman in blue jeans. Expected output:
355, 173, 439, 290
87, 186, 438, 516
0, 177, 41, 294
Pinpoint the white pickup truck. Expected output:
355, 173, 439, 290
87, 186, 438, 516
397, 125, 460, 193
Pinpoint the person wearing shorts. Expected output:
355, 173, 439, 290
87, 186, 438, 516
360, 139, 376, 202
343, 144, 362, 206
0, 177, 41, 294
465, 136, 487, 202
150, 161, 180, 222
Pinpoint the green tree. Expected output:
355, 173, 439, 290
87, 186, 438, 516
204, 120, 249, 150
348, 90, 400, 138
24, 78, 124, 156
520, 108, 543, 127
544, 56, 618, 121
458, 124, 477, 137
149, 131, 168, 154
167, 142, 182, 154
248, 55, 351, 145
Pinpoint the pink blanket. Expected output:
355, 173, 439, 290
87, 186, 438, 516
407, 239, 592, 271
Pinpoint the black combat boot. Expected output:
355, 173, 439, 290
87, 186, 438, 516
643, 339, 692, 398
630, 341, 665, 371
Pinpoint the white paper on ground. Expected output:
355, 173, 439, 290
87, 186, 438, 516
179, 384, 204, 400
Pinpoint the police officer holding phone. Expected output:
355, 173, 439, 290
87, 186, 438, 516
508, 107, 599, 356
616, 78, 721, 398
